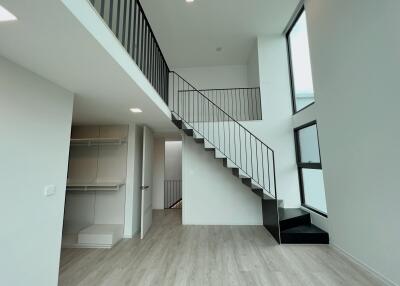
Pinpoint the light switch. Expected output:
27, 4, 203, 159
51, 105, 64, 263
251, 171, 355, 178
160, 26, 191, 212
44, 185, 56, 197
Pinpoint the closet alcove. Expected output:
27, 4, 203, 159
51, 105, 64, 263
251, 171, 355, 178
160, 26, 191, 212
62, 125, 128, 248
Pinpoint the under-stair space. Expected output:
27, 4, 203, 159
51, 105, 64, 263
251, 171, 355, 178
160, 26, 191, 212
62, 125, 128, 249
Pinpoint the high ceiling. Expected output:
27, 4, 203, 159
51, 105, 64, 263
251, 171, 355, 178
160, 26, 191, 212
140, 0, 300, 68
0, 0, 298, 128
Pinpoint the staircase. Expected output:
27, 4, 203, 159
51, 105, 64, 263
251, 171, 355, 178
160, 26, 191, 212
86, 0, 328, 245
169, 71, 329, 244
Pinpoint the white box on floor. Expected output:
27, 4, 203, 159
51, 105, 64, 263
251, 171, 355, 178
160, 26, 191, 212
77, 224, 123, 248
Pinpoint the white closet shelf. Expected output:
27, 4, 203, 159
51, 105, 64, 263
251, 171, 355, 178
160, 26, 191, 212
66, 181, 125, 192
70, 137, 127, 146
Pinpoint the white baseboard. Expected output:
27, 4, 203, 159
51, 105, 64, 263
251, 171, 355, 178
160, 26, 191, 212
331, 243, 398, 286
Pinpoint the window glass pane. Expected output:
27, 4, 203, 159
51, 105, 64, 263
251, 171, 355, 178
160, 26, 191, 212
302, 169, 327, 213
297, 124, 320, 163
288, 11, 315, 111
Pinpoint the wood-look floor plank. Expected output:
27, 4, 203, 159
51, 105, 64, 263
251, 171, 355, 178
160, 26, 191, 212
59, 209, 384, 286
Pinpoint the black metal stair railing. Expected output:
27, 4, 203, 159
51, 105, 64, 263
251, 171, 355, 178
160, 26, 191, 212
89, 0, 170, 104
178, 87, 262, 121
169, 71, 277, 198
164, 180, 182, 209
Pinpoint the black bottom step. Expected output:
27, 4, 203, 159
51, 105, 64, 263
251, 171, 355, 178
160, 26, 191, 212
279, 208, 310, 231
280, 224, 329, 244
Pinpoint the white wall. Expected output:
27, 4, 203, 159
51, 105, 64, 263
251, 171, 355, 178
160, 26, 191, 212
132, 125, 143, 235
247, 44, 260, 87
176, 65, 262, 225
124, 123, 143, 237
165, 141, 182, 180
152, 137, 165, 209
305, 0, 400, 284
243, 36, 300, 208
0, 56, 73, 286
174, 65, 249, 89
182, 137, 262, 225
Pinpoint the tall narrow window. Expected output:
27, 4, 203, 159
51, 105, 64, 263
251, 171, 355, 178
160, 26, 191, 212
294, 121, 327, 216
287, 8, 315, 113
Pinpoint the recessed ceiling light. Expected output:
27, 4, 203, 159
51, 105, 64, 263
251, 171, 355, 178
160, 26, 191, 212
186, 0, 194, 3
130, 108, 143, 113
0, 5, 17, 22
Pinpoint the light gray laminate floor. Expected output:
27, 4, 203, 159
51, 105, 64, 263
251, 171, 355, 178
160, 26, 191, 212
59, 209, 383, 286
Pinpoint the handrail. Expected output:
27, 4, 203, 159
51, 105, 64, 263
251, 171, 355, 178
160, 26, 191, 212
178, 87, 260, 91
170, 71, 277, 198
171, 72, 272, 152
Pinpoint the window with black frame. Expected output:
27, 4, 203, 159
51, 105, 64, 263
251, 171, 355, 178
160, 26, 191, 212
294, 121, 327, 216
286, 7, 315, 113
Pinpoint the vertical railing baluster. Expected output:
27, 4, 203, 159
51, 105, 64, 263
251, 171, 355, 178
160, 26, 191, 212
131, 0, 137, 56
100, 0, 105, 17
255, 140, 259, 184
122, 0, 127, 46
127, 0, 132, 52
245, 132, 248, 174
239, 124, 242, 167
250, 134, 253, 178
145, 26, 150, 77
135, 9, 140, 62
140, 14, 145, 70
267, 148, 271, 193
233, 116, 236, 164
218, 107, 220, 150
228, 116, 231, 159
261, 145, 265, 190
235, 89, 238, 120
116, 0, 121, 38
109, 0, 114, 30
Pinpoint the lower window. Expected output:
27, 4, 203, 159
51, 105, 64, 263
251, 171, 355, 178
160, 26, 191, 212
294, 121, 327, 216
301, 169, 327, 214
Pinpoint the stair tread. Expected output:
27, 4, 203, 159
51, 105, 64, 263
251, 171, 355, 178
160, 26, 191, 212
281, 224, 327, 234
279, 208, 309, 222
252, 189, 275, 200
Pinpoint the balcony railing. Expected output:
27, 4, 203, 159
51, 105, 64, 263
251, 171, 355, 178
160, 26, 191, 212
89, 0, 169, 104
178, 87, 262, 121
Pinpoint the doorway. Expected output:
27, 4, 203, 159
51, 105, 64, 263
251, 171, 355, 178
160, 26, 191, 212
152, 136, 183, 217
164, 140, 183, 209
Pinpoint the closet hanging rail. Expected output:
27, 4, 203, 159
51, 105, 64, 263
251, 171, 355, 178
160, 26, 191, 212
70, 137, 127, 146
66, 182, 125, 192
